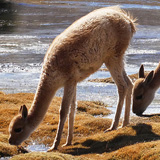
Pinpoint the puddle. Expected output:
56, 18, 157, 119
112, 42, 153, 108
27, 142, 49, 152
0, 157, 11, 160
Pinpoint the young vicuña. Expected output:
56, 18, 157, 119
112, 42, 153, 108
8, 6, 136, 151
132, 63, 160, 115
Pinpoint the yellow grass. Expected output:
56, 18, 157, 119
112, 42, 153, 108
1, 91, 160, 160
89, 72, 150, 84
10, 152, 87, 160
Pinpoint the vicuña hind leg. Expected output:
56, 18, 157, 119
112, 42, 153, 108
48, 82, 76, 151
63, 86, 76, 146
105, 58, 128, 131
122, 71, 133, 127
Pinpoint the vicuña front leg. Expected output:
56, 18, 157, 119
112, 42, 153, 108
108, 85, 126, 131
122, 72, 133, 127
63, 86, 76, 147
48, 83, 76, 151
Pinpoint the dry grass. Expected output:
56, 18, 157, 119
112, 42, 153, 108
0, 92, 111, 159
89, 71, 150, 84
1, 92, 160, 159
10, 152, 87, 160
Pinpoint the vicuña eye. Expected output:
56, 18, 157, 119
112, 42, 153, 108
14, 128, 22, 133
136, 95, 143, 100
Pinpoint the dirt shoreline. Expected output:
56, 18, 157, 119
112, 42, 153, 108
89, 71, 150, 84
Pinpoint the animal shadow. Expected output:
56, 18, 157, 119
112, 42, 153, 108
139, 113, 160, 117
66, 123, 160, 155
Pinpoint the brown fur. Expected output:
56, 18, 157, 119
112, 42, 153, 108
132, 62, 160, 115
8, 6, 136, 150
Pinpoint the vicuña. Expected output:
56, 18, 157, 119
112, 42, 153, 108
9, 6, 136, 151
132, 62, 160, 115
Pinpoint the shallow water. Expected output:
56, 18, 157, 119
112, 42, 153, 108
0, 0, 160, 118
27, 142, 49, 152
0, 157, 10, 160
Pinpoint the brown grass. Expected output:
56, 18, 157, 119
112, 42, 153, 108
1, 92, 160, 159
10, 152, 87, 160
89, 71, 150, 84
0, 92, 111, 159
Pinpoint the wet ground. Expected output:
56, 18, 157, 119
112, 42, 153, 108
0, 0, 160, 118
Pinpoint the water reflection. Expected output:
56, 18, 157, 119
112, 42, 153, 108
0, 0, 160, 116
0, 0, 17, 33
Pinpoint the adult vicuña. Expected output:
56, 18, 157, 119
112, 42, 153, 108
8, 6, 136, 151
132, 62, 160, 115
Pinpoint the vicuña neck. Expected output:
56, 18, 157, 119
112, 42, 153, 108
27, 72, 58, 130
150, 62, 160, 90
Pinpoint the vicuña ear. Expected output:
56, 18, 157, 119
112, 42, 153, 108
144, 70, 154, 85
19, 105, 28, 119
139, 64, 145, 78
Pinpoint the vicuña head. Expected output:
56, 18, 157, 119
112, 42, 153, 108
132, 64, 160, 115
9, 105, 30, 145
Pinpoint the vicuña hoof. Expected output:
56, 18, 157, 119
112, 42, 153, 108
62, 143, 71, 147
104, 127, 116, 133
47, 146, 57, 152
